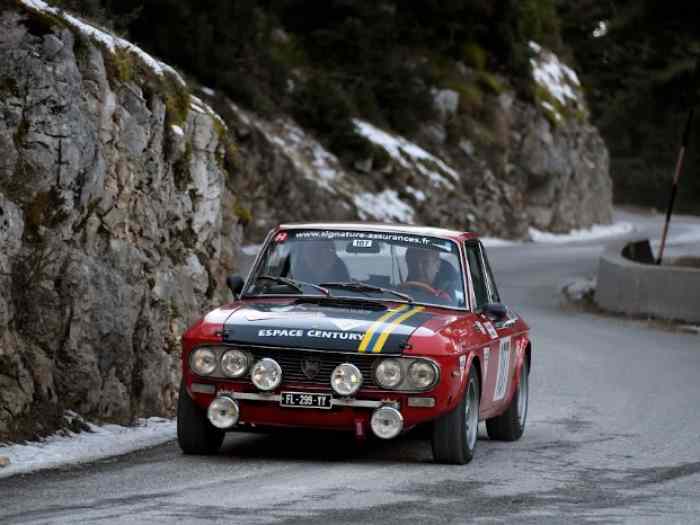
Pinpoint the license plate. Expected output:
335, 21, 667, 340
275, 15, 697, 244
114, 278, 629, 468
280, 392, 332, 410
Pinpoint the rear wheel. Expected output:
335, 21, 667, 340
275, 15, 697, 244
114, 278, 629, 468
486, 358, 529, 441
432, 366, 480, 464
177, 382, 225, 455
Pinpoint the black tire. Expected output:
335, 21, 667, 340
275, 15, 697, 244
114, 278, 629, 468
432, 366, 480, 465
177, 383, 225, 455
486, 358, 529, 441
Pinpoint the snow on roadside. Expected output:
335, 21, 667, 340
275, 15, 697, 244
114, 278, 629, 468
242, 244, 262, 256
353, 119, 459, 189
20, 0, 186, 86
481, 222, 634, 246
481, 237, 519, 247
0, 417, 175, 479
529, 222, 633, 243
562, 277, 597, 302
652, 229, 700, 247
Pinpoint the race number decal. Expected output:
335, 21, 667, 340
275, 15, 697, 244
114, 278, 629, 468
484, 321, 498, 340
493, 337, 511, 401
352, 239, 373, 248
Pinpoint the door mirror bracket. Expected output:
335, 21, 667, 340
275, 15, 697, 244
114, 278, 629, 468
481, 302, 507, 322
226, 275, 245, 299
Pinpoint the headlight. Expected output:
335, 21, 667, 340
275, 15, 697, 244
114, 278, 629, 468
374, 359, 403, 389
331, 363, 363, 396
407, 360, 438, 390
191, 348, 217, 376
207, 396, 240, 429
250, 358, 282, 391
371, 406, 404, 439
221, 349, 249, 378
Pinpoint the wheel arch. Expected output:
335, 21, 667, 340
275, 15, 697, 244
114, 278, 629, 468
467, 353, 482, 399
525, 341, 532, 372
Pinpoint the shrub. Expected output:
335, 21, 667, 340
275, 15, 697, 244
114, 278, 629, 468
462, 43, 487, 71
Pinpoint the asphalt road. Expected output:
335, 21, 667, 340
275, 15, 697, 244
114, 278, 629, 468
2, 211, 699, 524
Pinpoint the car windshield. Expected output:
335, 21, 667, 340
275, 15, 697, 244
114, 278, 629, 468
245, 229, 466, 308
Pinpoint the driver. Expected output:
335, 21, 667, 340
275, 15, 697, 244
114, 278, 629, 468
405, 247, 441, 288
404, 247, 459, 300
291, 240, 350, 284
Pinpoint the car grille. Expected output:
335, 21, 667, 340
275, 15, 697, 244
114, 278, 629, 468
236, 346, 381, 390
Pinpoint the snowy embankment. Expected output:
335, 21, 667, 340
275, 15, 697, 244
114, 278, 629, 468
0, 417, 175, 479
481, 221, 634, 247
528, 222, 634, 244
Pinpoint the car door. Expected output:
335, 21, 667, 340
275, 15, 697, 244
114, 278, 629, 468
463, 241, 501, 414
477, 241, 519, 410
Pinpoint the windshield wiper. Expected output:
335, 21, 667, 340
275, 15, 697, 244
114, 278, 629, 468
320, 281, 413, 303
256, 275, 330, 296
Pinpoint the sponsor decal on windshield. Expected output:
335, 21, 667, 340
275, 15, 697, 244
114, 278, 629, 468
295, 230, 430, 245
292, 230, 458, 254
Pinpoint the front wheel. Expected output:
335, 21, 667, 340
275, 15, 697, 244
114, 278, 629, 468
431, 366, 480, 464
486, 358, 529, 441
177, 382, 225, 455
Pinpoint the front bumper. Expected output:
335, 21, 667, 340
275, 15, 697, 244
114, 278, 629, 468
222, 391, 388, 409
186, 378, 458, 437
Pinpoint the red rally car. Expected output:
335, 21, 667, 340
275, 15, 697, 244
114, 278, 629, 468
178, 223, 531, 464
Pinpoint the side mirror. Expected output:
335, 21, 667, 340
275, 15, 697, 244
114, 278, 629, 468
226, 275, 245, 299
482, 302, 507, 322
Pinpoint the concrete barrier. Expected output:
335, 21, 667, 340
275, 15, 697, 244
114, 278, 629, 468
595, 238, 700, 323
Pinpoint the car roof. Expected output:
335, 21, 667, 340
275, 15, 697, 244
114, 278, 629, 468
277, 222, 479, 242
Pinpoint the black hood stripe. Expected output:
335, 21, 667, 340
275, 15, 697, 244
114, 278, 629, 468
223, 302, 434, 354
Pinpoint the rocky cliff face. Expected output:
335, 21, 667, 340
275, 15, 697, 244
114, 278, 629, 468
0, 2, 612, 441
217, 44, 611, 241
0, 5, 241, 440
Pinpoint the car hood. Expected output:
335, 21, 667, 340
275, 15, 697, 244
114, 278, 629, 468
222, 300, 437, 354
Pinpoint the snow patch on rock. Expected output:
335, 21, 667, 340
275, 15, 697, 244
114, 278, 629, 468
354, 190, 415, 224
353, 119, 459, 189
190, 95, 227, 128
255, 116, 343, 193
21, 0, 186, 85
530, 41, 585, 120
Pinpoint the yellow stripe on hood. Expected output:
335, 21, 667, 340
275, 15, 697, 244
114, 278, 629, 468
370, 306, 426, 354
357, 304, 410, 353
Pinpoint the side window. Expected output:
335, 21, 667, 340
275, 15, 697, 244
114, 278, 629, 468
479, 243, 501, 304
464, 242, 489, 309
